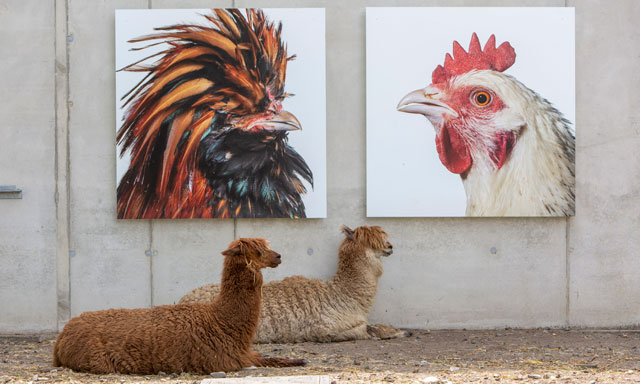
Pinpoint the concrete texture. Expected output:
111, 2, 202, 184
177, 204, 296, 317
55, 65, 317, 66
369, 218, 568, 329
1, 0, 639, 333
0, 0, 58, 332
67, 0, 151, 315
567, 0, 640, 326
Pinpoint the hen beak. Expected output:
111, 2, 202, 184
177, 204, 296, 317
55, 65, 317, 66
248, 110, 302, 132
397, 86, 458, 123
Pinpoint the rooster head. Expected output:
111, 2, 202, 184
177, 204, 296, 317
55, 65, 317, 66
397, 33, 525, 175
117, 9, 312, 219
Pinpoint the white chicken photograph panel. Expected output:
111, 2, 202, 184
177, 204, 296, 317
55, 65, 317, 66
366, 7, 575, 217
115, 8, 326, 219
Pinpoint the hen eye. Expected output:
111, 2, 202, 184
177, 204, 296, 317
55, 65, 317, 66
473, 91, 491, 106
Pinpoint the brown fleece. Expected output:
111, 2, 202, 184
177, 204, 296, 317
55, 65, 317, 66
53, 238, 305, 374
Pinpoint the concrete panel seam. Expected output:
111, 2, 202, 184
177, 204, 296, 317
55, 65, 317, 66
565, 217, 571, 327
148, 0, 154, 310
64, 0, 72, 327
54, 0, 72, 332
149, 220, 154, 307
564, 0, 572, 326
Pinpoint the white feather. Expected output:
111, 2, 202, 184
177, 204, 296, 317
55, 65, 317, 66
451, 71, 575, 216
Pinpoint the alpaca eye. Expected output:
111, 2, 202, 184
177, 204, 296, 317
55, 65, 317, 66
473, 91, 491, 106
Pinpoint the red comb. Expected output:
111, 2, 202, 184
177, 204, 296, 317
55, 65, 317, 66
432, 33, 516, 84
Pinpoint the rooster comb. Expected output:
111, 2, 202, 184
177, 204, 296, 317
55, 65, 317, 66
432, 33, 516, 84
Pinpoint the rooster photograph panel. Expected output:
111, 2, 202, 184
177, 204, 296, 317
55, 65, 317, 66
115, 8, 326, 219
366, 7, 575, 217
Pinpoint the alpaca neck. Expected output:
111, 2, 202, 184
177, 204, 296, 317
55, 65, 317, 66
212, 258, 263, 346
332, 249, 382, 312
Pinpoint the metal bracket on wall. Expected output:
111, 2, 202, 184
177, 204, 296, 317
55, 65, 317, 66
0, 185, 22, 199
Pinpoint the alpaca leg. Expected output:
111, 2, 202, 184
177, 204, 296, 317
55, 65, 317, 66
258, 357, 307, 367
331, 323, 371, 342
250, 350, 306, 368
367, 324, 412, 340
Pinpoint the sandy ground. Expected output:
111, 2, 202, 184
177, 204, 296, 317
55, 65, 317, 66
1, 329, 639, 384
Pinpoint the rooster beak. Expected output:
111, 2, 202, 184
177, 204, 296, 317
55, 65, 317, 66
248, 110, 302, 132
397, 86, 458, 121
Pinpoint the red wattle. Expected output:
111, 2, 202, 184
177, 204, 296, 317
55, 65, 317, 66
490, 132, 516, 170
435, 125, 472, 174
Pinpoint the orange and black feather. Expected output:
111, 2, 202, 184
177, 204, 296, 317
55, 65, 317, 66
116, 9, 311, 219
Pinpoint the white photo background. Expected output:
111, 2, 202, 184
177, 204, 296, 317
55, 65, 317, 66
366, 7, 575, 217
116, 8, 326, 218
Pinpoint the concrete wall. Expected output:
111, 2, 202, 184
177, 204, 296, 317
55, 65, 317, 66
1, 0, 638, 333
0, 0, 57, 333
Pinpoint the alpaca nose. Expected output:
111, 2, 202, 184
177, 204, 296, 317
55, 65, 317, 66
275, 253, 281, 259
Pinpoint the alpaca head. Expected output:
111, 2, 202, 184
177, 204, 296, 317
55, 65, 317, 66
341, 225, 393, 258
222, 238, 282, 270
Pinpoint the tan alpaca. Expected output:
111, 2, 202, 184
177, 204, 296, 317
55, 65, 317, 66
180, 226, 411, 343
53, 239, 306, 374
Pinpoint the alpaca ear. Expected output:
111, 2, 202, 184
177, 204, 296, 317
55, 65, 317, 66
222, 241, 243, 257
341, 225, 354, 240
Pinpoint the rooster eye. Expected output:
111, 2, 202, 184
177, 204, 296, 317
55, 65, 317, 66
473, 91, 491, 106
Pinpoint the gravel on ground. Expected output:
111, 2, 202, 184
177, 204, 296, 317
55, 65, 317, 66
1, 329, 639, 384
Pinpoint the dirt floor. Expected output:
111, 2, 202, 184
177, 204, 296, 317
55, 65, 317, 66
1, 329, 639, 384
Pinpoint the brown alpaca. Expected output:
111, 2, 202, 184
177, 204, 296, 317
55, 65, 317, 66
180, 226, 411, 343
53, 239, 305, 374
